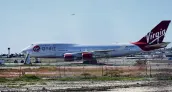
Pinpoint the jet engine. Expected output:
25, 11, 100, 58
64, 53, 82, 61
64, 53, 75, 61
82, 52, 93, 60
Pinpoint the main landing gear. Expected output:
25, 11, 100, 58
83, 58, 98, 64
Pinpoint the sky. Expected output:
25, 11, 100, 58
0, 0, 172, 54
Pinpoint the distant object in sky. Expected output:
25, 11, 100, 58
71, 14, 75, 16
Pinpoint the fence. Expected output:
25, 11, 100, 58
0, 59, 172, 79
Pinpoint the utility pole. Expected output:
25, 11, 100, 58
102, 65, 104, 76
149, 61, 152, 78
146, 60, 148, 76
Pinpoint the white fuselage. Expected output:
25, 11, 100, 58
21, 43, 143, 58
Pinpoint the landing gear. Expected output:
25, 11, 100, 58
34, 58, 41, 63
83, 58, 98, 64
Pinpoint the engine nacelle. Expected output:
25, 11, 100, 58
64, 53, 75, 61
82, 52, 93, 60
64, 53, 82, 61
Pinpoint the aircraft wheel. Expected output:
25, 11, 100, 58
83, 59, 97, 64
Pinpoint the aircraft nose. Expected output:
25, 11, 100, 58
21, 49, 27, 54
21, 45, 32, 54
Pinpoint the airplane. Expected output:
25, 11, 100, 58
21, 20, 171, 64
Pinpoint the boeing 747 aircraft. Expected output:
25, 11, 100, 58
21, 20, 171, 64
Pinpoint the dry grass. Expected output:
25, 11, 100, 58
0, 66, 146, 78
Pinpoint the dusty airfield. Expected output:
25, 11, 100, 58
0, 58, 172, 91
0, 65, 146, 78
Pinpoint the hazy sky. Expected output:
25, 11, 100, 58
0, 0, 172, 53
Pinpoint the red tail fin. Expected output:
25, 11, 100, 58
133, 20, 171, 51
138, 20, 171, 45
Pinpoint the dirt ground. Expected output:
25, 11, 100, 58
0, 65, 146, 78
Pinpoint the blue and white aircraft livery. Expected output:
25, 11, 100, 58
21, 20, 171, 62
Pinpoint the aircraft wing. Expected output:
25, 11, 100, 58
89, 49, 115, 53
85, 46, 126, 57
64, 46, 127, 58
85, 45, 126, 53
71, 46, 126, 54
66, 50, 114, 56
